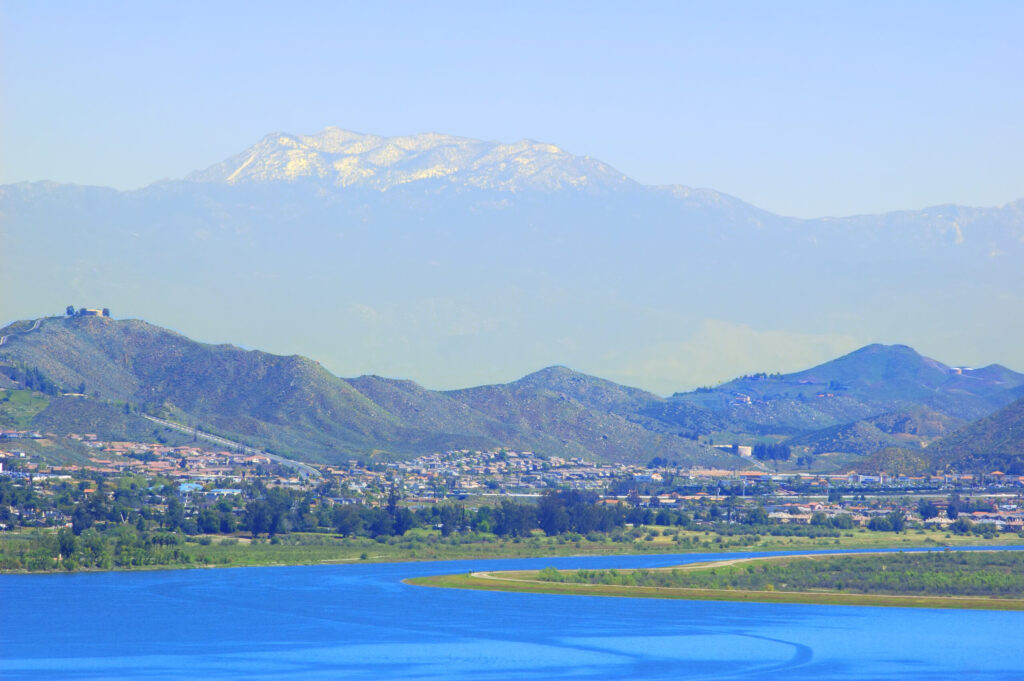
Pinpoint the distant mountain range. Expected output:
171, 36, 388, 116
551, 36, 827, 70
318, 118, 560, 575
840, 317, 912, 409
185, 128, 634, 193
2, 127, 1022, 394
1, 314, 1022, 470
672, 343, 1019, 430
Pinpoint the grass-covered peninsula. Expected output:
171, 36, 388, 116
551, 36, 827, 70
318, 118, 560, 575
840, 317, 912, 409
409, 549, 1024, 611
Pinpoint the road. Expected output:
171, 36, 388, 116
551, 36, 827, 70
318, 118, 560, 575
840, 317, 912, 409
1, 319, 321, 479
0, 317, 43, 346
141, 414, 321, 478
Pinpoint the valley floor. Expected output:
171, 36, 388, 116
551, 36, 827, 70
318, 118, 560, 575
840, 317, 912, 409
3, 526, 1022, 574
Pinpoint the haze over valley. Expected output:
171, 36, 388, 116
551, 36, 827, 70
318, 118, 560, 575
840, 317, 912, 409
5, 6, 1024, 677
3, 127, 1022, 394
3, 312, 1022, 473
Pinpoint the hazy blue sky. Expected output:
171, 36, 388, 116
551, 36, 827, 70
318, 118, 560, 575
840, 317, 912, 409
2, 0, 1022, 218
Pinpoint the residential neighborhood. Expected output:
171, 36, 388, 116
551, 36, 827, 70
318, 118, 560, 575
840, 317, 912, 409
3, 428, 1022, 535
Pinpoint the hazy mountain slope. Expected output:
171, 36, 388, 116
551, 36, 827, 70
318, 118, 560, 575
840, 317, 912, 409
31, 395, 169, 443
788, 421, 908, 456
445, 368, 728, 465
669, 344, 1024, 436
929, 396, 1024, 473
1, 314, 1020, 467
0, 316, 725, 464
0, 315, 406, 460
857, 447, 935, 476
346, 375, 521, 451
791, 404, 966, 458
867, 406, 965, 438
3, 127, 1022, 396
507, 366, 662, 415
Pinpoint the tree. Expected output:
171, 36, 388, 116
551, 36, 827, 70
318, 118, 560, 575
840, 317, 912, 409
66, 305, 75, 316
58, 529, 77, 558
219, 511, 238, 534
753, 443, 791, 462
831, 514, 855, 529
493, 500, 535, 537
245, 500, 271, 537
951, 517, 974, 535
392, 508, 416, 535
72, 505, 94, 535
332, 505, 362, 536
366, 508, 394, 537
917, 499, 939, 521
197, 509, 220, 534
102, 308, 110, 317
887, 510, 907, 533
437, 503, 466, 536
745, 505, 769, 525
537, 491, 570, 535
164, 497, 185, 531
868, 510, 906, 533
868, 515, 892, 532
386, 483, 399, 516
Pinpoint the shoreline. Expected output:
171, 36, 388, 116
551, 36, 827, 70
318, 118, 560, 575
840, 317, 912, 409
406, 548, 1024, 611
3, 530, 1023, 576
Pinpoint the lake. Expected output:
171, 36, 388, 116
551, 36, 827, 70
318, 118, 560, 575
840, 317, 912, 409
2, 549, 1023, 680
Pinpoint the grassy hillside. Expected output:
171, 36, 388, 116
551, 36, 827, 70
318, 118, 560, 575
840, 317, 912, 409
669, 344, 1023, 440
445, 367, 724, 465
0, 388, 50, 429
1, 316, 1020, 468
929, 396, 1024, 473
0, 316, 410, 461
32, 396, 168, 442
0, 317, 725, 464
789, 406, 964, 457
857, 446, 935, 475
789, 420, 906, 456
868, 406, 965, 438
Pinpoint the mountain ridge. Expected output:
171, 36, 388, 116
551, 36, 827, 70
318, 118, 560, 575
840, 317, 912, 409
0, 315, 719, 464
183, 127, 638, 194
2, 314, 1022, 471
3, 127, 1023, 395
928, 396, 1024, 473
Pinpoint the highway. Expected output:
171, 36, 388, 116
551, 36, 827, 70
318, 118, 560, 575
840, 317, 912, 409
1, 318, 322, 479
141, 414, 321, 478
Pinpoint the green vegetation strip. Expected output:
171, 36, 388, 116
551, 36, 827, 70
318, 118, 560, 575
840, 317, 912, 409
407, 551, 1024, 611
6, 527, 1022, 573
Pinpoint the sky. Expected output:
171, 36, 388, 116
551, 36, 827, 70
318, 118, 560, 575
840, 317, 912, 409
1, 1, 1022, 394
2, 0, 1023, 219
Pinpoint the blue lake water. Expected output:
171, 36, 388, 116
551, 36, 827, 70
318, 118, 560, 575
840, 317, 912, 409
2, 549, 1024, 680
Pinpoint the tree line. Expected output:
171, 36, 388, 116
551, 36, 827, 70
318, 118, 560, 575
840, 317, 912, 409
538, 551, 1024, 598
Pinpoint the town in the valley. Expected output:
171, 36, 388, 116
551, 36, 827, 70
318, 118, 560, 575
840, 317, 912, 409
2, 426, 1021, 538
